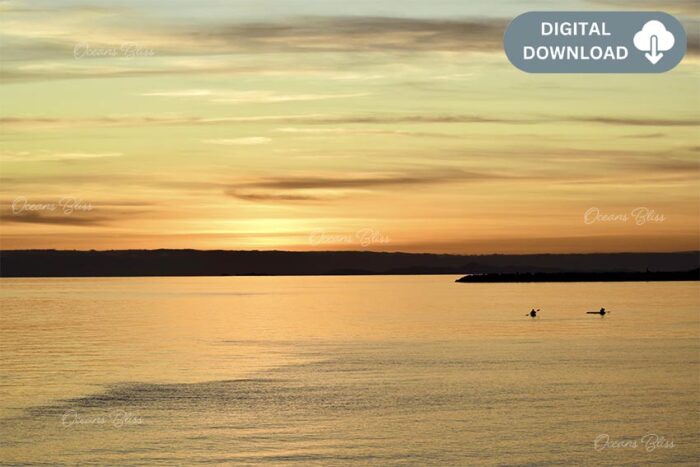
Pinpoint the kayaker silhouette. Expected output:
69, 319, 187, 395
587, 307, 607, 316
527, 308, 539, 318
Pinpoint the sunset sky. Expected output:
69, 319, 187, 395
1, 0, 698, 253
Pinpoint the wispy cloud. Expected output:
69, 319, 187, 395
141, 89, 370, 103
0, 14, 508, 83
141, 89, 214, 97
3, 114, 698, 131
226, 191, 338, 202
226, 170, 513, 203
203, 137, 271, 145
233, 171, 471, 190
196, 16, 507, 54
1, 211, 108, 226
0, 114, 327, 129
0, 2, 126, 15
8, 15, 506, 57
276, 127, 459, 138
0, 151, 123, 162
572, 116, 700, 126
211, 91, 370, 103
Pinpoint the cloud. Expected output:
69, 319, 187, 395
226, 191, 338, 202
211, 91, 370, 103
1, 211, 108, 226
0, 57, 387, 84
621, 132, 667, 139
203, 137, 271, 145
0, 2, 125, 15
226, 170, 513, 203
570, 116, 700, 126
0, 174, 163, 192
235, 172, 466, 190
0, 198, 154, 209
0, 114, 327, 129
141, 89, 369, 103
276, 127, 458, 138
141, 89, 214, 97
0, 151, 123, 162
2, 9, 694, 85
200, 16, 507, 54
0, 15, 508, 83
645, 159, 699, 173
2, 114, 698, 132
0, 61, 292, 84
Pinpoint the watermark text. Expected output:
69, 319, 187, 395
584, 207, 665, 225
594, 433, 675, 452
12, 196, 93, 215
62, 409, 143, 428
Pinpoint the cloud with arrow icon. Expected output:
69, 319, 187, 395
634, 20, 675, 64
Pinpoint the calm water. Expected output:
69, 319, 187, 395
0, 276, 698, 465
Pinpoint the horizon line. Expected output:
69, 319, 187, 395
1, 249, 698, 257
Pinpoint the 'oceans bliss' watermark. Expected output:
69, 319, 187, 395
12, 196, 93, 215
62, 409, 143, 428
309, 228, 390, 247
74, 42, 156, 59
594, 433, 674, 452
584, 207, 665, 225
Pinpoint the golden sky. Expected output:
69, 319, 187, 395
1, 0, 698, 253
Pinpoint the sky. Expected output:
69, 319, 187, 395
0, 0, 698, 253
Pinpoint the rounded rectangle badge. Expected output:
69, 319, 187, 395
504, 12, 687, 73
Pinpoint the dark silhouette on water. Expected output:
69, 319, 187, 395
587, 307, 608, 316
527, 308, 539, 318
1, 250, 698, 278
457, 269, 699, 283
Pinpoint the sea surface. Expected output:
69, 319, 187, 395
0, 276, 698, 465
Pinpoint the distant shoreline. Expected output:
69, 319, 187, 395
0, 250, 698, 278
456, 269, 700, 283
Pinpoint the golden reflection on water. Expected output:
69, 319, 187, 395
0, 276, 698, 464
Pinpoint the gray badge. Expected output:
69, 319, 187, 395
504, 12, 686, 73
